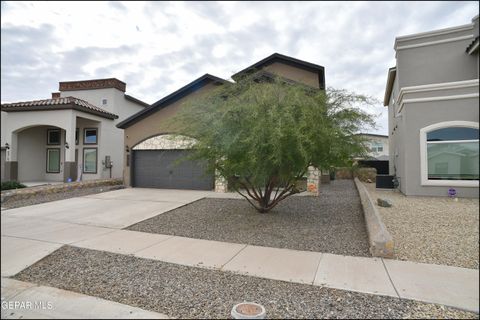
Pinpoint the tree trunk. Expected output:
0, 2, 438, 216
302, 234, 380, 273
231, 175, 299, 213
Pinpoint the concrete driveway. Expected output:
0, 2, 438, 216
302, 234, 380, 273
1, 188, 212, 277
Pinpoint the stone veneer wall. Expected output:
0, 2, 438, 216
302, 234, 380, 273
307, 166, 320, 195
1, 178, 123, 207
133, 134, 196, 150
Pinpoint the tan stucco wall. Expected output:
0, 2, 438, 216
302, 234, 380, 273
123, 82, 218, 186
263, 62, 320, 88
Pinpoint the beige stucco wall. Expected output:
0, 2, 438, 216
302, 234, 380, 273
17, 126, 50, 182
123, 82, 218, 186
263, 62, 320, 88
1, 111, 7, 148
60, 87, 146, 181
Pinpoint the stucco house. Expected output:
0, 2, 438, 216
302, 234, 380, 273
384, 14, 479, 197
356, 133, 389, 161
1, 78, 148, 184
117, 53, 325, 191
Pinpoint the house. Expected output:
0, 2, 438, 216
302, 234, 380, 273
355, 133, 390, 175
356, 133, 389, 160
116, 53, 325, 191
0, 78, 149, 184
383, 14, 479, 197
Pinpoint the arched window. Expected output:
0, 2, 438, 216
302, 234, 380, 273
420, 121, 479, 187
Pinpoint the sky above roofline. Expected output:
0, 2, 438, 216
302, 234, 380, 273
1, 1, 478, 134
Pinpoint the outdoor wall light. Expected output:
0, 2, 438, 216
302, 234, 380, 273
65, 142, 69, 149
4, 142, 9, 150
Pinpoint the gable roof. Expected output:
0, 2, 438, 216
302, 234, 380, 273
116, 74, 228, 129
231, 53, 325, 89
1, 96, 118, 119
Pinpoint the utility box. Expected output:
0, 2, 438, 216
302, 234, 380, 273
376, 175, 395, 189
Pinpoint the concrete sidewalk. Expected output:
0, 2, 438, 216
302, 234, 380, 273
1, 189, 479, 314
71, 230, 478, 313
2, 227, 478, 313
1, 278, 169, 319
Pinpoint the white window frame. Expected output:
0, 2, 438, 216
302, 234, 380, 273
420, 121, 479, 187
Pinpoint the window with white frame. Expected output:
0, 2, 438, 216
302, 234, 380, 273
420, 121, 479, 186
370, 141, 384, 153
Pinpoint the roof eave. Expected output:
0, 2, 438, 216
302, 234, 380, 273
124, 94, 150, 108
231, 53, 325, 83
466, 37, 479, 55
383, 67, 397, 106
117, 74, 227, 129
1, 104, 118, 120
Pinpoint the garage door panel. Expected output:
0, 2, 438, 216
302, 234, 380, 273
133, 150, 213, 190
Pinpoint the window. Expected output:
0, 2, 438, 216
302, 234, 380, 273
83, 148, 97, 173
46, 148, 60, 173
47, 129, 61, 145
75, 128, 79, 145
84, 128, 97, 144
102, 99, 107, 105
420, 121, 479, 187
370, 142, 384, 153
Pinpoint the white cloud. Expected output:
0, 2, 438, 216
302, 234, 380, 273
1, 1, 478, 134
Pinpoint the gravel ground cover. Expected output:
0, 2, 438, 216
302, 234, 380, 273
128, 180, 370, 256
13, 246, 479, 319
1, 185, 124, 209
364, 182, 479, 269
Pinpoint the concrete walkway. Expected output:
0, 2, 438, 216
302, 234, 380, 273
71, 230, 478, 313
1, 278, 169, 319
1, 188, 479, 315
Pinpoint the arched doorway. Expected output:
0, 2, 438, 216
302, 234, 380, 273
131, 134, 214, 190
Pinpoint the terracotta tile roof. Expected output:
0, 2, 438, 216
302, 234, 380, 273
1, 96, 118, 119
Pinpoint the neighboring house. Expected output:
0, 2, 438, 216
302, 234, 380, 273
0, 78, 149, 184
356, 133, 389, 160
354, 133, 390, 175
117, 53, 325, 190
384, 14, 479, 197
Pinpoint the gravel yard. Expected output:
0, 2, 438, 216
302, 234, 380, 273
128, 180, 370, 257
364, 182, 479, 269
13, 246, 479, 319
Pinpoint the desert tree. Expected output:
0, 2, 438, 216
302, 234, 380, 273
171, 74, 376, 213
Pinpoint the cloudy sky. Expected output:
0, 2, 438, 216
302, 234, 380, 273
1, 1, 478, 134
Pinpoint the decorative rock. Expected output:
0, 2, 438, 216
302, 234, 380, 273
355, 168, 377, 183
231, 302, 266, 319
377, 198, 392, 208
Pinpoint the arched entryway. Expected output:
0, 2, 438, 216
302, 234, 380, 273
130, 134, 214, 190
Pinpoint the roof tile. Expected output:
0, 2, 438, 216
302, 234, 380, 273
1, 96, 118, 119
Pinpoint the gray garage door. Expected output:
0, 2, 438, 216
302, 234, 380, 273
132, 150, 214, 190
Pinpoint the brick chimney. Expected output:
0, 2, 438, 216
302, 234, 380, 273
52, 92, 61, 99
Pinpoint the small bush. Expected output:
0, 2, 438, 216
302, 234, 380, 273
1, 181, 27, 191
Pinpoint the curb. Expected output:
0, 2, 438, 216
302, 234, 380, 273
354, 178, 394, 258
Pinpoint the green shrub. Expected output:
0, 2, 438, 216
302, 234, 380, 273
1, 181, 27, 191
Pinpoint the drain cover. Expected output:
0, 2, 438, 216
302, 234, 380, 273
231, 302, 266, 319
